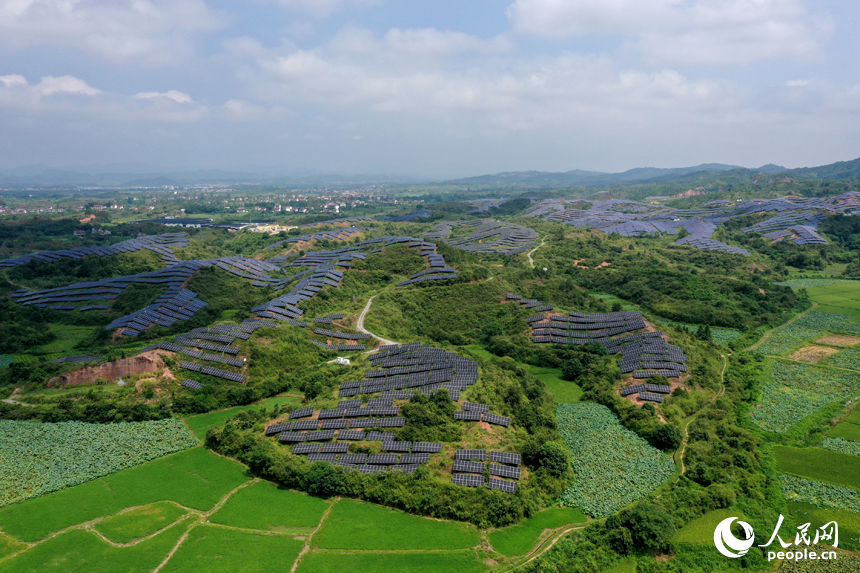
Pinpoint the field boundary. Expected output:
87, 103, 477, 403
290, 496, 338, 573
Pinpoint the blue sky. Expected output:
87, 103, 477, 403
0, 0, 858, 177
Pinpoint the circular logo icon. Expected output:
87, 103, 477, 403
714, 517, 755, 558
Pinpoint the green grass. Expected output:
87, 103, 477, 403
159, 525, 304, 573
0, 519, 189, 573
805, 283, 860, 318
35, 325, 94, 355
601, 558, 638, 573
184, 395, 300, 440
775, 446, 860, 490
0, 448, 248, 542
830, 422, 860, 441
787, 500, 860, 550
210, 481, 329, 531
0, 533, 26, 561
529, 366, 582, 404
672, 508, 745, 543
314, 499, 480, 550
489, 507, 587, 556
464, 344, 494, 362
93, 501, 188, 544
296, 550, 488, 573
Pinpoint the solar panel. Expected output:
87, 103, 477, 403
265, 422, 292, 435
289, 407, 315, 419
452, 474, 485, 487
306, 430, 336, 441
489, 452, 521, 465
399, 453, 430, 464
453, 460, 485, 474
293, 420, 320, 430
381, 441, 411, 452
411, 442, 443, 453
488, 463, 521, 479
483, 413, 511, 427
292, 444, 320, 454
488, 477, 516, 493
181, 379, 203, 390
339, 454, 367, 464
279, 432, 307, 442
455, 449, 487, 460
454, 410, 482, 421
320, 419, 348, 430
367, 454, 399, 465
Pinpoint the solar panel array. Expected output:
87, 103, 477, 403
181, 378, 204, 390
0, 233, 190, 268
424, 220, 539, 256
338, 343, 478, 401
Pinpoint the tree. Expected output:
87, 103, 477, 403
538, 441, 569, 477
652, 424, 683, 450
622, 503, 676, 551
561, 358, 584, 381
306, 462, 341, 496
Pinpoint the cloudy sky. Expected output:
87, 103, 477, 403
0, 0, 857, 177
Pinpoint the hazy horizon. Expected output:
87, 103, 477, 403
1, 1, 859, 177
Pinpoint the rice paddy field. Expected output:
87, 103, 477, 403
802, 282, 860, 318
528, 366, 583, 403
488, 507, 587, 556
829, 408, 860, 441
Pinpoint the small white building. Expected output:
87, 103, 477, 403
335, 357, 351, 365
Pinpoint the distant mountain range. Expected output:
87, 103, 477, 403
2, 157, 860, 189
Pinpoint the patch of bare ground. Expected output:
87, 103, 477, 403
787, 345, 839, 363
817, 334, 860, 347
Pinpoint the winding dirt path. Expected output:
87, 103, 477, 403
356, 295, 399, 347
525, 240, 544, 269
747, 303, 818, 352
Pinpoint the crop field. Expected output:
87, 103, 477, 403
817, 334, 860, 347
795, 311, 860, 336
786, 345, 839, 363
757, 324, 829, 356
183, 395, 301, 439
557, 403, 675, 517
751, 361, 860, 433
160, 525, 305, 573
653, 318, 742, 345
787, 501, 860, 551
775, 446, 860, 490
0, 447, 248, 542
488, 506, 587, 556
529, 366, 582, 403
0, 418, 198, 507
672, 509, 747, 544
778, 546, 860, 572
93, 501, 188, 544
295, 550, 489, 573
820, 347, 860, 371
781, 474, 860, 514
209, 481, 329, 531
829, 409, 860, 441
821, 437, 860, 457
804, 282, 860, 318
314, 499, 481, 550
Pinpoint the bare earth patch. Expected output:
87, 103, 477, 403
787, 345, 840, 363
816, 334, 860, 347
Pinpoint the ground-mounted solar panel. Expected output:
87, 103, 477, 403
265, 422, 292, 435
455, 449, 487, 461
483, 413, 512, 427
639, 391, 665, 403
292, 443, 320, 454
338, 453, 367, 464
462, 402, 490, 413
289, 407, 315, 419
279, 432, 307, 442
337, 430, 366, 440
293, 420, 320, 430
453, 460, 485, 474
320, 419, 348, 430
338, 399, 362, 409
381, 441, 411, 452
307, 453, 338, 463
320, 442, 350, 453
357, 464, 385, 474
306, 430, 336, 441
488, 477, 516, 493
367, 397, 394, 408
376, 417, 406, 427
489, 451, 521, 466
367, 454, 399, 465
411, 442, 442, 453
452, 474, 485, 487
488, 463, 521, 479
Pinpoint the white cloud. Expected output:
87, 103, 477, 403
266, 0, 380, 19
0, 0, 225, 66
135, 90, 195, 104
507, 0, 832, 67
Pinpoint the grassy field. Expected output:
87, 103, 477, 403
805, 282, 860, 318
93, 501, 188, 544
672, 508, 745, 543
489, 506, 587, 556
210, 481, 329, 531
0, 447, 248, 542
787, 501, 860, 551
529, 366, 582, 404
0, 520, 190, 573
296, 550, 489, 573
775, 446, 860, 490
0, 534, 26, 561
184, 395, 301, 439
314, 499, 481, 550
829, 409, 860, 441
159, 525, 305, 573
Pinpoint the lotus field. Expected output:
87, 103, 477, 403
821, 437, 860, 457
757, 324, 828, 356
821, 348, 860, 371
0, 418, 198, 507
751, 361, 860, 433
781, 474, 860, 513
557, 403, 674, 517
795, 312, 860, 336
